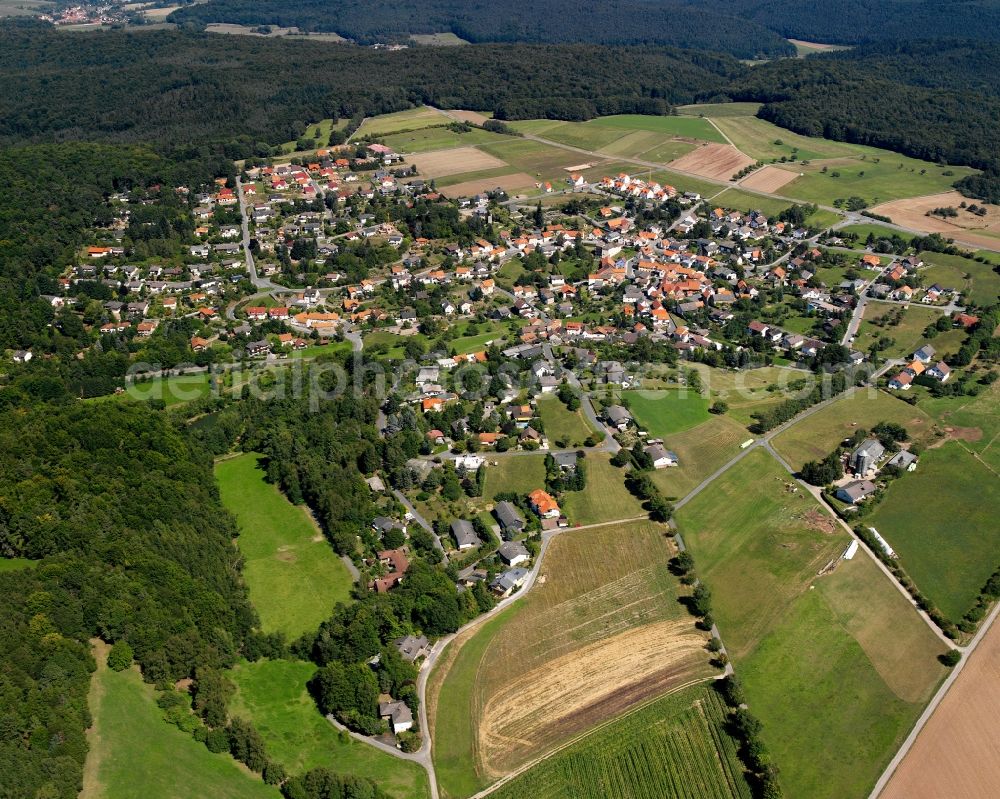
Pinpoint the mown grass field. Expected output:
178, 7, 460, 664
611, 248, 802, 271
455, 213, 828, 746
560, 453, 644, 524
711, 115, 859, 162
215, 453, 353, 639
359, 106, 446, 136
676, 449, 947, 799
918, 380, 1000, 472
838, 222, 908, 242
771, 389, 936, 471
920, 250, 1000, 306
853, 301, 946, 360
123, 372, 213, 406
781, 155, 977, 207
227, 659, 431, 799
83, 658, 278, 799
488, 685, 752, 799
382, 126, 505, 153
622, 389, 710, 437
676, 102, 762, 118
868, 442, 1000, 622
429, 519, 711, 797
483, 454, 547, 500
648, 414, 749, 499
711, 188, 795, 218
537, 394, 596, 446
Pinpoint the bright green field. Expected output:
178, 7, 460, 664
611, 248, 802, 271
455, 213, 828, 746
488, 685, 752, 799
623, 390, 710, 437
227, 659, 431, 799
123, 373, 213, 406
360, 106, 447, 136
483, 454, 547, 500
676, 449, 946, 799
868, 442, 1000, 622
537, 394, 597, 446
215, 453, 353, 639
511, 114, 725, 149
711, 188, 795, 218
85, 661, 278, 799
854, 302, 946, 359
560, 453, 644, 524
771, 389, 936, 471
0, 557, 34, 572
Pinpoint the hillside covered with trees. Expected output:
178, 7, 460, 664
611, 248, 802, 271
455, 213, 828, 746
166, 0, 794, 59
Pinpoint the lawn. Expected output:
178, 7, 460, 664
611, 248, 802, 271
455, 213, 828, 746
622, 389, 710, 437
920, 250, 1000, 306
0, 557, 34, 572
123, 372, 213, 406
479, 138, 585, 184
771, 389, 936, 471
215, 453, 354, 639
676, 449, 947, 799
429, 519, 711, 797
560, 453, 645, 524
536, 394, 597, 446
227, 659, 431, 799
868, 442, 1000, 622
487, 684, 752, 799
853, 301, 946, 359
483, 454, 547, 500
359, 106, 446, 136
83, 657, 278, 799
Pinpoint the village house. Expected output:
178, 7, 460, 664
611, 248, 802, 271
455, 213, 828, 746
498, 540, 530, 567
528, 489, 560, 519
451, 519, 482, 551
372, 548, 410, 593
379, 699, 413, 734
494, 501, 526, 538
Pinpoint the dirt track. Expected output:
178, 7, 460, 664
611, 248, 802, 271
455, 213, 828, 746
669, 143, 755, 181
881, 619, 1000, 799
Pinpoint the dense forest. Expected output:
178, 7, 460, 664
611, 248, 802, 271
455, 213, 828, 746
0, 22, 740, 146
709, 0, 1000, 45
165, 0, 1000, 51
166, 0, 794, 59
0, 401, 257, 799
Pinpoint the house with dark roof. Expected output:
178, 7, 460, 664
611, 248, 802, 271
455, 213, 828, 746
490, 567, 529, 597
498, 540, 530, 567
393, 635, 430, 663
603, 404, 632, 431
451, 519, 482, 551
645, 443, 679, 469
494, 501, 525, 538
379, 699, 414, 734
835, 480, 876, 505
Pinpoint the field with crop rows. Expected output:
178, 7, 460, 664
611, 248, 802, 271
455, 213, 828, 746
488, 685, 751, 799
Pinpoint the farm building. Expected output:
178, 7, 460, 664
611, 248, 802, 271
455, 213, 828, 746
836, 479, 877, 505
851, 440, 885, 476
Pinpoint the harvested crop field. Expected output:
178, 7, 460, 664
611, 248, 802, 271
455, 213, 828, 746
448, 110, 491, 124
407, 146, 508, 178
478, 619, 706, 773
669, 143, 755, 181
429, 520, 713, 797
739, 165, 799, 193
870, 191, 1000, 250
880, 617, 1000, 799
438, 172, 535, 198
